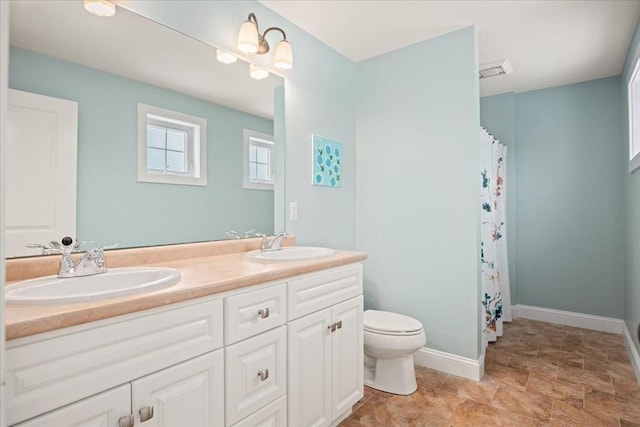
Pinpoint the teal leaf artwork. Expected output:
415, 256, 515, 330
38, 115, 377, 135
311, 135, 343, 188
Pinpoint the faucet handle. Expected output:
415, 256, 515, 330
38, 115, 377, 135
72, 240, 93, 252
226, 230, 240, 239
26, 242, 63, 255
96, 243, 118, 252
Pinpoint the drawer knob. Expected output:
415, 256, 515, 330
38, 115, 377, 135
329, 323, 337, 332
139, 406, 154, 422
257, 369, 270, 381
258, 307, 270, 319
336, 320, 343, 330
118, 415, 134, 427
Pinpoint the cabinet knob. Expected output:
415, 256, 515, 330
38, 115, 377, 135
257, 369, 270, 381
336, 320, 343, 330
329, 323, 337, 332
258, 307, 270, 319
118, 415, 134, 427
139, 406, 154, 422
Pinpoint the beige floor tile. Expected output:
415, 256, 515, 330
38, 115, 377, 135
550, 399, 619, 427
490, 386, 554, 422
585, 388, 640, 423
440, 375, 498, 405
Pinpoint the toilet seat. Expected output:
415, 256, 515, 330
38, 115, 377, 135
364, 310, 423, 336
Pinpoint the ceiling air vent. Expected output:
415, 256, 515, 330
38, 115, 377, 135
479, 59, 513, 79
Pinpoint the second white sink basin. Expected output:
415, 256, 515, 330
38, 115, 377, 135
5, 267, 181, 305
245, 246, 336, 263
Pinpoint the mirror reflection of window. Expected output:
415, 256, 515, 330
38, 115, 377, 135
244, 129, 275, 190
137, 103, 207, 186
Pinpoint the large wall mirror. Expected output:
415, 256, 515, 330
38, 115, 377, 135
7, 1, 285, 257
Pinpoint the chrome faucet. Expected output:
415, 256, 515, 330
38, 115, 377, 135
260, 232, 289, 252
27, 237, 117, 278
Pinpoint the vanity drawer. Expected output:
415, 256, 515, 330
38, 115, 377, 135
232, 395, 287, 427
6, 297, 223, 425
225, 326, 287, 426
287, 263, 363, 321
225, 282, 287, 345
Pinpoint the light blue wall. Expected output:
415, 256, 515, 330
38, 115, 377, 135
497, 77, 624, 318
479, 93, 517, 304
120, 0, 357, 250
356, 27, 481, 360
622, 19, 640, 357
9, 47, 274, 248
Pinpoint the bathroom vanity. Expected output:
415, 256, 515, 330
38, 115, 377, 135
4, 240, 366, 427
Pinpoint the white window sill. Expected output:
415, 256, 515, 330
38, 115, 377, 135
138, 171, 207, 186
243, 181, 274, 191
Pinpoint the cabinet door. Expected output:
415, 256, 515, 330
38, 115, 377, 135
14, 384, 130, 427
287, 309, 332, 427
131, 350, 224, 427
331, 296, 364, 419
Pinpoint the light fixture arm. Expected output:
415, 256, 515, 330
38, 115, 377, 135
263, 27, 287, 42
257, 26, 287, 55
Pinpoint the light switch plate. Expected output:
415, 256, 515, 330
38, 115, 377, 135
289, 202, 298, 221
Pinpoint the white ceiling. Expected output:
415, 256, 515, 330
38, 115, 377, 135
259, 0, 640, 96
10, 1, 283, 119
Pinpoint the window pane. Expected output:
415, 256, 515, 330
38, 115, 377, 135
166, 151, 187, 173
256, 146, 270, 164
167, 129, 186, 152
147, 147, 165, 171
249, 162, 257, 181
249, 145, 257, 162
147, 125, 166, 149
256, 163, 270, 181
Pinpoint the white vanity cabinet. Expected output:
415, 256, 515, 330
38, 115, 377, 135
15, 350, 225, 427
6, 262, 364, 427
287, 264, 364, 427
6, 298, 225, 426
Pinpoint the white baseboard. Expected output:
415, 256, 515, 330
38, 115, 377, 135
414, 347, 484, 381
623, 323, 640, 383
514, 304, 624, 334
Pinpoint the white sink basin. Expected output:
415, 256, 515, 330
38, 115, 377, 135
245, 246, 336, 263
5, 267, 181, 305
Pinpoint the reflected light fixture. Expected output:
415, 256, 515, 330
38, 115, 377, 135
237, 13, 293, 71
83, 0, 116, 17
216, 49, 238, 64
249, 64, 269, 80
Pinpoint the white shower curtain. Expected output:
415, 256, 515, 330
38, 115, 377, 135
480, 128, 512, 344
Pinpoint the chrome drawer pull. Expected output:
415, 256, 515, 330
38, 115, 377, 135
258, 307, 270, 319
336, 320, 343, 330
257, 369, 270, 381
118, 415, 134, 427
139, 406, 154, 422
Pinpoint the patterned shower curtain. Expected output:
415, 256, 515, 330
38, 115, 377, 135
480, 128, 512, 343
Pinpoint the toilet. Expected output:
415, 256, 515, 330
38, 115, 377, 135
363, 310, 426, 395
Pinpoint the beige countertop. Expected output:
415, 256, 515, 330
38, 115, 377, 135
5, 239, 367, 341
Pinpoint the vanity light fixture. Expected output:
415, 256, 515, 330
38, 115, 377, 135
249, 64, 269, 80
216, 49, 238, 64
83, 0, 116, 17
237, 13, 293, 71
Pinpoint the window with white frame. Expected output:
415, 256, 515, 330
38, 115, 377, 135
137, 103, 207, 186
628, 58, 640, 173
243, 129, 275, 190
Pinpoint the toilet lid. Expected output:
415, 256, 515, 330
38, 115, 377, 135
363, 310, 423, 334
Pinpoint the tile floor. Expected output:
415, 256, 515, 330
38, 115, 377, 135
339, 318, 640, 426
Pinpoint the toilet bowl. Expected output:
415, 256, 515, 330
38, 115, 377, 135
363, 310, 426, 395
